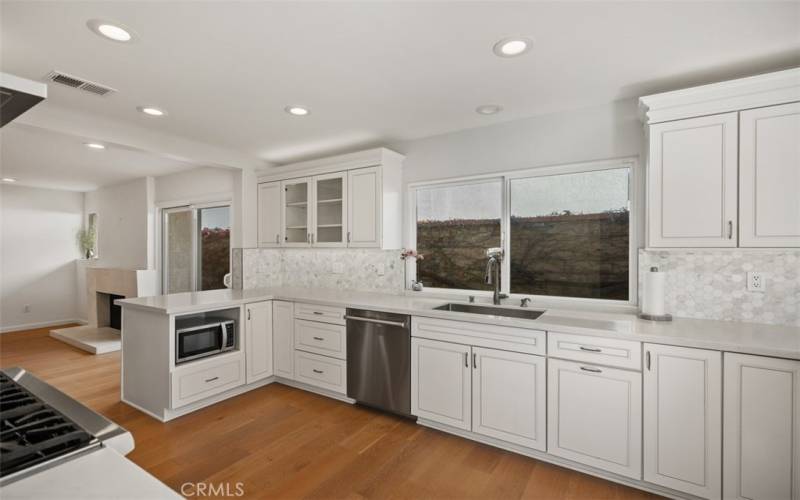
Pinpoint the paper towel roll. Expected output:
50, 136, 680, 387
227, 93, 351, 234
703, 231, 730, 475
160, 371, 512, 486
642, 267, 666, 316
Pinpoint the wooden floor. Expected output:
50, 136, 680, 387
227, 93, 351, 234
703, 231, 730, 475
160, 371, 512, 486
1, 325, 660, 500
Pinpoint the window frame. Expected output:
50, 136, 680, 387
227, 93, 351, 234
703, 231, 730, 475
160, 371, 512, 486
157, 197, 233, 294
407, 157, 639, 308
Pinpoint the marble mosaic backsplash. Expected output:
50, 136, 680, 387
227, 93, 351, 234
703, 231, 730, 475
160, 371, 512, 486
233, 248, 405, 294
639, 249, 800, 326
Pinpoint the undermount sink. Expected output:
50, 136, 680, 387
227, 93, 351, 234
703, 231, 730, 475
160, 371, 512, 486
433, 303, 545, 320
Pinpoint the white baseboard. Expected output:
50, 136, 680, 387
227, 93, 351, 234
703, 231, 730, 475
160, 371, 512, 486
0, 318, 87, 334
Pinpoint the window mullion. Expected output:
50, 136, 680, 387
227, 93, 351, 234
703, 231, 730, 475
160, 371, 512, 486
501, 176, 511, 295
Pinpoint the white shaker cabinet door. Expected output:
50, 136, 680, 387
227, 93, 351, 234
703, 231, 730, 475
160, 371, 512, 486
244, 301, 274, 384
547, 358, 642, 479
272, 301, 295, 379
739, 102, 800, 247
724, 353, 800, 500
647, 112, 738, 247
347, 167, 381, 248
643, 344, 721, 499
471, 347, 546, 451
411, 337, 471, 430
258, 182, 282, 247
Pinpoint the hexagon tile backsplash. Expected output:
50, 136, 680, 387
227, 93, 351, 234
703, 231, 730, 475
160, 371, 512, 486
235, 248, 405, 294
639, 249, 800, 326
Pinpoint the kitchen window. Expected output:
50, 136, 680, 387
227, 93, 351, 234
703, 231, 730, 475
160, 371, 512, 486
409, 159, 635, 303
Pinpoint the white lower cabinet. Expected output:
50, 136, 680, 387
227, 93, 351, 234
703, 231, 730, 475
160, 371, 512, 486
547, 358, 642, 479
643, 344, 722, 499
244, 301, 274, 384
411, 337, 472, 430
471, 346, 546, 451
723, 353, 800, 500
294, 350, 347, 394
171, 352, 245, 408
272, 301, 295, 379
411, 337, 546, 451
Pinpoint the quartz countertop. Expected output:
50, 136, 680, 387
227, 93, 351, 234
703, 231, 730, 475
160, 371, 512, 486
117, 287, 800, 360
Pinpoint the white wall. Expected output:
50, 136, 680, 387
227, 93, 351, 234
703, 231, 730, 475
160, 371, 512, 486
154, 166, 235, 204
392, 98, 644, 184
1, 184, 84, 331
84, 177, 154, 270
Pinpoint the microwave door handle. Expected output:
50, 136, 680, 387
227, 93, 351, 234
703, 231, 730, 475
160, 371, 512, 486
220, 324, 228, 352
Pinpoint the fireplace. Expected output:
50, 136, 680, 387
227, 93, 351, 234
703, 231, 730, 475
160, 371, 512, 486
95, 292, 126, 331
50, 267, 157, 354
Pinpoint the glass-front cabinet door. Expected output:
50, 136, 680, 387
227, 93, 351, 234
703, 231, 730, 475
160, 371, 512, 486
281, 178, 312, 246
313, 172, 348, 247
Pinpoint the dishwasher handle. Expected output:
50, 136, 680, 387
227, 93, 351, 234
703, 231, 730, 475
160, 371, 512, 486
344, 315, 407, 329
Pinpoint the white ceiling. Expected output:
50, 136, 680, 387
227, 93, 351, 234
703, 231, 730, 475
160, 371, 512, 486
1, 1, 799, 176
0, 124, 201, 191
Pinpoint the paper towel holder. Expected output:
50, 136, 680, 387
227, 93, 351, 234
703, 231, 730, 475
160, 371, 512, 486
638, 266, 673, 321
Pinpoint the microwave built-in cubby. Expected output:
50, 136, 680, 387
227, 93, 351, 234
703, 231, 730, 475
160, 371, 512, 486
174, 308, 240, 365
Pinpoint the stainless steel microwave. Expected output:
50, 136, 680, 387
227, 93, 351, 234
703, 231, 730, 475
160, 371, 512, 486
175, 318, 236, 364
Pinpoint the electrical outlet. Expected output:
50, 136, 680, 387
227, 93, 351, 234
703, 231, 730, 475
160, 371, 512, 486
23, 304, 31, 313
747, 271, 765, 292
332, 262, 344, 274
375, 263, 385, 276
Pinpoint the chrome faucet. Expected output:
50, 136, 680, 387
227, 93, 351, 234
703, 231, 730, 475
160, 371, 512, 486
484, 248, 507, 305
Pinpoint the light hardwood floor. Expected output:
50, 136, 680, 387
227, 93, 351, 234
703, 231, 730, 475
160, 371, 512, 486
0, 325, 660, 500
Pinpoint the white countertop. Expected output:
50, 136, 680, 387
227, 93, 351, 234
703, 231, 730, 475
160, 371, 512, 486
1, 447, 180, 499
118, 287, 800, 360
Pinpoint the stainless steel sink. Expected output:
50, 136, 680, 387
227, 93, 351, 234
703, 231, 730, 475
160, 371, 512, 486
433, 303, 545, 320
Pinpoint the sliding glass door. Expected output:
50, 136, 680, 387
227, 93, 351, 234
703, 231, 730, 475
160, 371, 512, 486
162, 203, 231, 293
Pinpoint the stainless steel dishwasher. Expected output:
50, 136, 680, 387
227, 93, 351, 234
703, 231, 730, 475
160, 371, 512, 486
345, 308, 413, 417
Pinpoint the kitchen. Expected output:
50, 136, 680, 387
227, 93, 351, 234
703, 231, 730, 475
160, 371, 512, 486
1, 2, 799, 499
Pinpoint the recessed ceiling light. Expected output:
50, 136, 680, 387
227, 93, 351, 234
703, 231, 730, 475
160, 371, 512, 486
87, 19, 137, 43
476, 104, 503, 115
493, 37, 533, 57
285, 106, 310, 116
1, 178, 17, 183
137, 106, 166, 116
85, 142, 106, 150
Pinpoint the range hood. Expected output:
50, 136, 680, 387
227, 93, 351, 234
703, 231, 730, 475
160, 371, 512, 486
0, 72, 47, 127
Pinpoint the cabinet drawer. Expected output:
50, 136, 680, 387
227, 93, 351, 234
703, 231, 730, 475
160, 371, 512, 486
294, 302, 346, 325
295, 319, 346, 360
171, 353, 245, 408
294, 350, 347, 394
548, 332, 641, 370
412, 316, 545, 356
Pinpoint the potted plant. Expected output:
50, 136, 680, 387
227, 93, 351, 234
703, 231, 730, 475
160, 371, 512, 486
77, 226, 96, 259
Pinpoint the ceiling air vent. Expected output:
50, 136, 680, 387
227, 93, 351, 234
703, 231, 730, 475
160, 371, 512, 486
44, 71, 117, 96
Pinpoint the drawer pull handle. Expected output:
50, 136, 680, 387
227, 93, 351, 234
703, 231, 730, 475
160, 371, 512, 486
205, 376, 219, 383
312, 311, 324, 315
579, 346, 602, 353
580, 366, 602, 373
312, 369, 324, 374
313, 336, 324, 341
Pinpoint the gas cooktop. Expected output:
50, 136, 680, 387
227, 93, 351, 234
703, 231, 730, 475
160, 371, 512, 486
0, 368, 134, 485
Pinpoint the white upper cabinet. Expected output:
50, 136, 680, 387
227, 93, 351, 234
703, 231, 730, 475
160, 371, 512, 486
257, 182, 282, 247
647, 112, 739, 248
724, 353, 800, 500
643, 344, 721, 499
640, 68, 800, 249
281, 177, 312, 247
739, 102, 800, 247
313, 172, 348, 247
347, 167, 380, 247
257, 148, 403, 249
